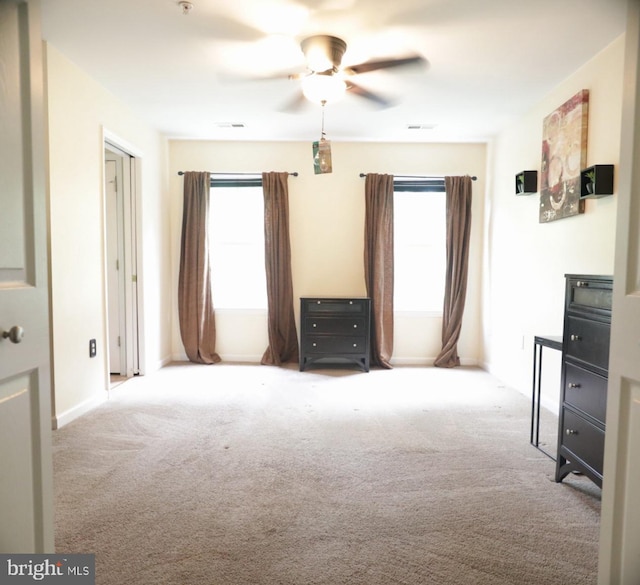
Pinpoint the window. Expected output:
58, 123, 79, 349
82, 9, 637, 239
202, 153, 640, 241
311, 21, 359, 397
393, 180, 446, 312
209, 181, 267, 309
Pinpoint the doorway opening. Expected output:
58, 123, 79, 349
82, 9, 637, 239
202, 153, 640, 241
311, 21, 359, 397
104, 140, 141, 381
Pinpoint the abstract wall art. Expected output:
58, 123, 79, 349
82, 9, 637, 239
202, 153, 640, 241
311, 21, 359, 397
539, 89, 589, 223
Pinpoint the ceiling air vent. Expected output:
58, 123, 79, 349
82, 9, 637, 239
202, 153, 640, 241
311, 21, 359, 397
407, 124, 436, 130
215, 122, 246, 128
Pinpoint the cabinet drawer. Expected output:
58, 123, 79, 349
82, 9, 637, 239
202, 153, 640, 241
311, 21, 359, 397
568, 278, 613, 313
564, 363, 607, 424
304, 316, 365, 335
561, 409, 605, 477
565, 315, 610, 370
303, 298, 367, 314
304, 335, 367, 354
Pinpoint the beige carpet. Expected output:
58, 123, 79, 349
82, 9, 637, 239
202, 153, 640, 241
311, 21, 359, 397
52, 363, 601, 585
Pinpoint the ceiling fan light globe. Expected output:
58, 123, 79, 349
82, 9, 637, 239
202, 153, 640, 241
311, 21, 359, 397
301, 74, 347, 105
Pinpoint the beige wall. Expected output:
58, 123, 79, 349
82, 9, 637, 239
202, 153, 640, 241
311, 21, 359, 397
483, 35, 625, 411
170, 140, 487, 365
44, 30, 624, 423
45, 44, 172, 426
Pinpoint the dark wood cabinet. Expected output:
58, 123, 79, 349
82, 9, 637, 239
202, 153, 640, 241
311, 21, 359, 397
556, 274, 612, 488
299, 297, 370, 372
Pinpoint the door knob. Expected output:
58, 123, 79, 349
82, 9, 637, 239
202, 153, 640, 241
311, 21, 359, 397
2, 326, 24, 344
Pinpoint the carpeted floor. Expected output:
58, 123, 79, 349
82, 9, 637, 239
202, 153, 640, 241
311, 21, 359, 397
52, 363, 600, 585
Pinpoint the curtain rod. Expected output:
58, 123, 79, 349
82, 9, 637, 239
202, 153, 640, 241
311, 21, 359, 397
359, 173, 477, 181
178, 171, 298, 177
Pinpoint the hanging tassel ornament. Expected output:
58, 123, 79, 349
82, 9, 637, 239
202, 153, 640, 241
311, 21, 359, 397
312, 101, 333, 174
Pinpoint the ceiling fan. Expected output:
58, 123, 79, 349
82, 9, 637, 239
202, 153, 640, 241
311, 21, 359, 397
281, 34, 426, 110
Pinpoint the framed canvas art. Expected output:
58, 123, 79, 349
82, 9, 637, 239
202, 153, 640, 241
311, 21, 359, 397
539, 89, 589, 223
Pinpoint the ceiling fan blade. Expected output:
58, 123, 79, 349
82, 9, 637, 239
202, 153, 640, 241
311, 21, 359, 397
345, 54, 426, 75
346, 82, 394, 108
232, 68, 307, 82
278, 90, 309, 113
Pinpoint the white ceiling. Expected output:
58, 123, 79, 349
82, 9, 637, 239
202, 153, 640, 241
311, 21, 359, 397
41, 0, 627, 143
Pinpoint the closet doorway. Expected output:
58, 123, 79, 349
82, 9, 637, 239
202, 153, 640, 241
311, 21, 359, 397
104, 140, 140, 379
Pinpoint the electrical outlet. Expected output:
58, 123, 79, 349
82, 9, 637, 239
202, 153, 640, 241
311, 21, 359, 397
89, 339, 97, 358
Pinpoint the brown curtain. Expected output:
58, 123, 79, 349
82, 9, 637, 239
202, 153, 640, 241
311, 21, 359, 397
261, 172, 299, 366
364, 173, 394, 369
178, 171, 221, 364
434, 175, 473, 368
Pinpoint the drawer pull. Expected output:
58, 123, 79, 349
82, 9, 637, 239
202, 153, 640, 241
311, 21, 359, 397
568, 383, 581, 388
566, 428, 579, 436
312, 342, 317, 347
353, 343, 358, 347
576, 281, 589, 287
312, 323, 317, 328
353, 324, 357, 328
570, 334, 582, 342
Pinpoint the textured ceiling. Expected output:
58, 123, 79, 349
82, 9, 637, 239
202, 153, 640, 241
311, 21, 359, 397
41, 0, 627, 142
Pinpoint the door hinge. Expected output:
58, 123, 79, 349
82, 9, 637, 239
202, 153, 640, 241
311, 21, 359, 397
116, 259, 120, 270
132, 274, 137, 283
117, 336, 121, 347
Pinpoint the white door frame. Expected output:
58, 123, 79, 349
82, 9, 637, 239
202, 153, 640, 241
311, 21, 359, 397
598, 1, 640, 582
103, 131, 144, 378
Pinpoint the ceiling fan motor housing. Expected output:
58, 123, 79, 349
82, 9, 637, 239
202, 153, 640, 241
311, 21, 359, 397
301, 35, 347, 71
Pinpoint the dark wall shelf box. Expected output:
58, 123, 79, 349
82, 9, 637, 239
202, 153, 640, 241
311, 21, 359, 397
515, 170, 537, 195
580, 164, 614, 198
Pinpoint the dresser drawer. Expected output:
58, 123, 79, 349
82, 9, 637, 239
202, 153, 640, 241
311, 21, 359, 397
304, 316, 365, 335
303, 298, 366, 314
565, 315, 610, 371
303, 335, 367, 354
568, 277, 613, 314
561, 409, 605, 477
564, 363, 607, 424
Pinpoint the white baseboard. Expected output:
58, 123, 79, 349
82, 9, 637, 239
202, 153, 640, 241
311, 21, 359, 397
391, 356, 479, 367
219, 354, 263, 363
170, 352, 263, 364
170, 354, 479, 368
53, 393, 108, 430
156, 355, 173, 370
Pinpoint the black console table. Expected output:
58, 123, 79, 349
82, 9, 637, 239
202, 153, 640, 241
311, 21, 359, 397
531, 334, 563, 460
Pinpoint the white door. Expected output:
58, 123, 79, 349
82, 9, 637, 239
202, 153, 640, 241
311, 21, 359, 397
105, 154, 126, 375
104, 142, 140, 378
0, 0, 54, 553
599, 1, 640, 582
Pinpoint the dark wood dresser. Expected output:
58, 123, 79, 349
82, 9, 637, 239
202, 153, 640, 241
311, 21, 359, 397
555, 274, 612, 488
299, 297, 371, 372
